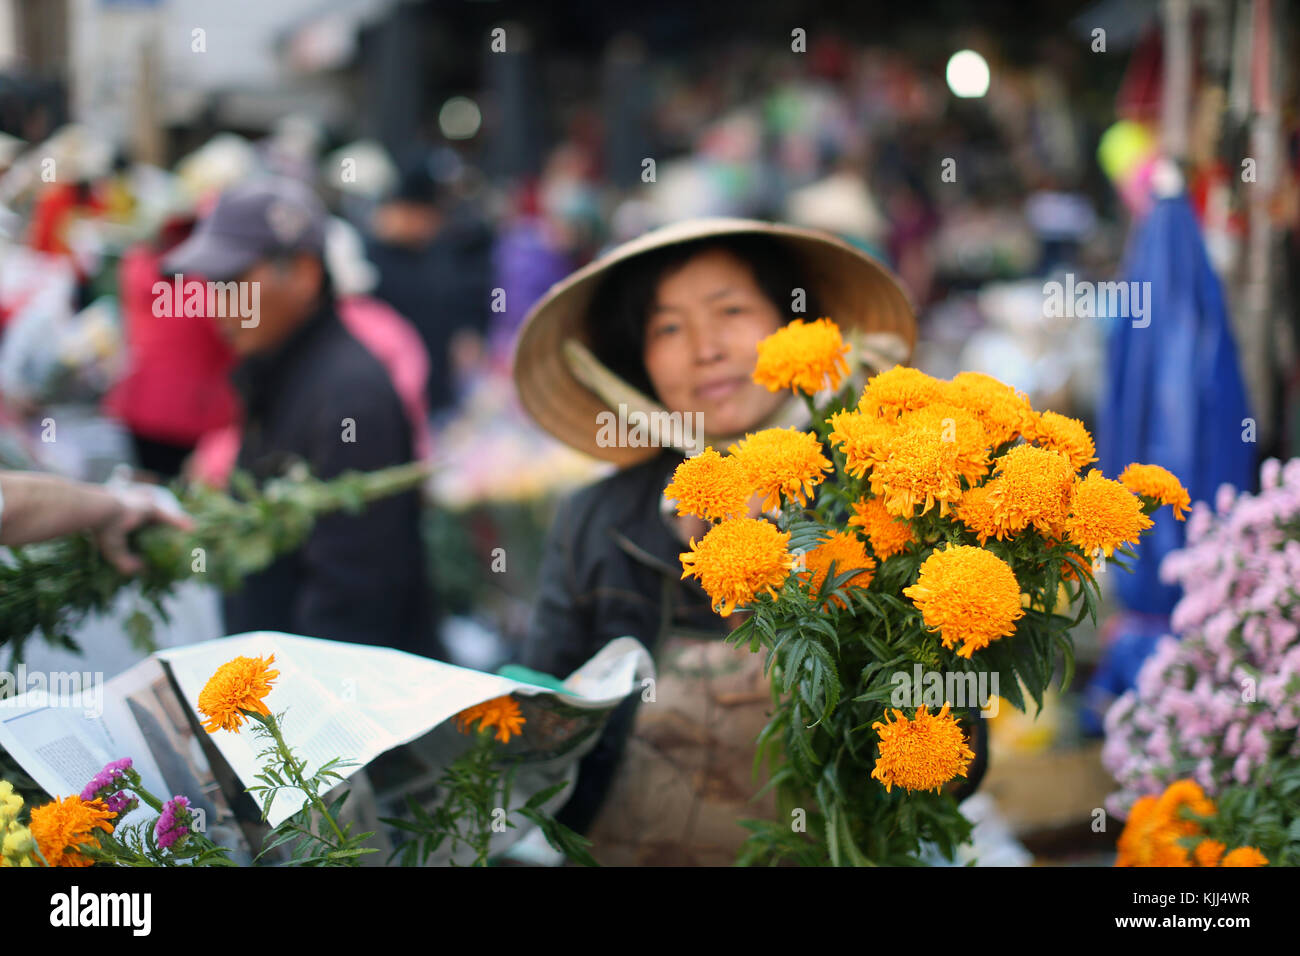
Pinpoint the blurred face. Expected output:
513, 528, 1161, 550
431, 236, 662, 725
216, 254, 322, 357
642, 248, 788, 437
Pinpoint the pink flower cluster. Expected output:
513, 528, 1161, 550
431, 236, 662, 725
155, 795, 191, 851
1103, 458, 1300, 818
81, 757, 140, 815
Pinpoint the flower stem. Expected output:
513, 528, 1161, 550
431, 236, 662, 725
259, 712, 349, 848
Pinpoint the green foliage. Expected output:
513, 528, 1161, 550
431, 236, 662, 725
0, 461, 430, 669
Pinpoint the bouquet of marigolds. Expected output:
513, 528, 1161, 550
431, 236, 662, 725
666, 317, 1189, 866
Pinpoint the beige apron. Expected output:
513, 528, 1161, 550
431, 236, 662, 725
583, 629, 779, 866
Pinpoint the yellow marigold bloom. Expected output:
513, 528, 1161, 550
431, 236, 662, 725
946, 371, 1034, 447
801, 531, 876, 608
680, 517, 794, 617
870, 703, 975, 794
197, 654, 280, 734
1194, 839, 1226, 867
663, 446, 752, 520
1023, 410, 1097, 472
753, 317, 850, 395
28, 795, 115, 867
847, 496, 915, 560
728, 428, 831, 512
868, 421, 965, 518
899, 402, 991, 484
455, 695, 526, 744
987, 444, 1076, 538
1119, 463, 1191, 520
828, 408, 897, 479
1221, 846, 1269, 867
903, 545, 1025, 658
1065, 469, 1154, 559
1115, 779, 1214, 867
858, 365, 946, 419
955, 480, 1002, 544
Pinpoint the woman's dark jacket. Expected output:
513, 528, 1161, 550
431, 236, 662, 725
519, 448, 987, 835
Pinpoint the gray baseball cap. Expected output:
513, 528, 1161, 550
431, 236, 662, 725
163, 177, 328, 281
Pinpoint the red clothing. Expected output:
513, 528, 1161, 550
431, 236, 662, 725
103, 244, 239, 445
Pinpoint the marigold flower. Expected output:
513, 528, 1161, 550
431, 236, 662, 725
1064, 469, 1154, 559
1194, 839, 1226, 867
455, 695, 527, 744
946, 371, 1033, 447
728, 428, 832, 512
753, 317, 850, 395
858, 365, 946, 419
197, 654, 280, 734
663, 446, 752, 520
1115, 779, 1215, 867
903, 545, 1025, 658
847, 496, 915, 560
1221, 846, 1269, 867
680, 517, 794, 616
867, 420, 965, 518
1023, 410, 1097, 472
1119, 463, 1191, 520
828, 409, 897, 479
800, 531, 876, 608
871, 703, 975, 794
987, 444, 1076, 538
28, 795, 115, 867
955, 480, 1002, 544
899, 403, 991, 484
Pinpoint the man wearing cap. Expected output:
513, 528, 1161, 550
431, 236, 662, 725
165, 178, 436, 657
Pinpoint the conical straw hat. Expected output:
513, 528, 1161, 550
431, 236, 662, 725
512, 217, 916, 465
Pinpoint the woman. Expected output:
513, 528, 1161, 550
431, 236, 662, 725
512, 219, 984, 864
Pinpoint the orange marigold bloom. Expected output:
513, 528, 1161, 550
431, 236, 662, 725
455, 695, 526, 744
899, 402, 991, 484
955, 480, 1003, 545
28, 795, 115, 867
987, 444, 1076, 538
663, 446, 752, 520
902, 545, 1025, 658
847, 495, 915, 560
197, 654, 280, 734
945, 371, 1034, 447
1023, 410, 1097, 472
801, 530, 876, 608
858, 365, 946, 419
1119, 463, 1191, 520
1194, 839, 1226, 867
1065, 469, 1154, 559
680, 517, 794, 617
1115, 779, 1215, 867
753, 317, 850, 395
1221, 846, 1269, 867
870, 703, 975, 794
867, 420, 965, 518
828, 408, 897, 479
728, 428, 831, 512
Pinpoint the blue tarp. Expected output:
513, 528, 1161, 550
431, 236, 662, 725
1096, 194, 1255, 617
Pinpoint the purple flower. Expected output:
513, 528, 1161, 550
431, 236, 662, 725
155, 795, 192, 851
81, 757, 135, 804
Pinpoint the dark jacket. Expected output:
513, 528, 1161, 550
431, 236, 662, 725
223, 300, 438, 658
520, 447, 987, 835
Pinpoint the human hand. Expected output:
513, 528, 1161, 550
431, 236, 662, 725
92, 484, 194, 575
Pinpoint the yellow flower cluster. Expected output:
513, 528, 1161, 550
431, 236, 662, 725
1115, 780, 1268, 867
1, 780, 36, 867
